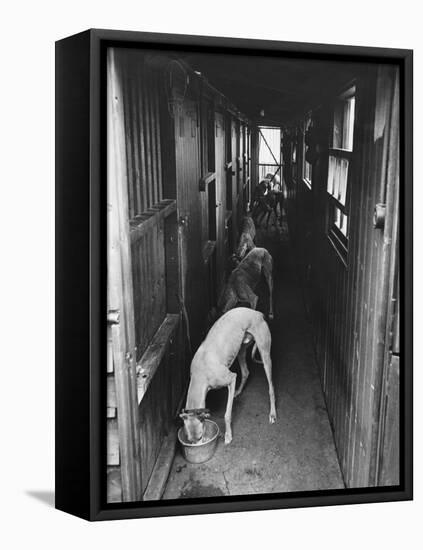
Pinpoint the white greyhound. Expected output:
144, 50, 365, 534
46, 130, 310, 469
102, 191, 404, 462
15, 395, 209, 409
180, 307, 276, 444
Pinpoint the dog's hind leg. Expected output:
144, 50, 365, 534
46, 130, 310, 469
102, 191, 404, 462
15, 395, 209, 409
237, 283, 258, 312
234, 344, 249, 398
249, 292, 259, 311
254, 322, 277, 424
224, 372, 237, 444
265, 207, 273, 230
262, 254, 274, 320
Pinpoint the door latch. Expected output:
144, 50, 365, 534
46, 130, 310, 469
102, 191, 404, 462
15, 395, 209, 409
373, 203, 386, 229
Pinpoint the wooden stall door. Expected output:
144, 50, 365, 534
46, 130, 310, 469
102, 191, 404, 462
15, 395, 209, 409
231, 118, 239, 242
175, 97, 207, 348
346, 66, 400, 488
107, 49, 187, 502
214, 110, 226, 292
373, 68, 400, 486
224, 115, 234, 263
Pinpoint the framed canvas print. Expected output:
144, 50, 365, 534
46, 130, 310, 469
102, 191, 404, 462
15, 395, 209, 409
55, 29, 413, 521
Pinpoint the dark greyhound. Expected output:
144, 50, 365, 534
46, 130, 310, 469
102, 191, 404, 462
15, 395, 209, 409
233, 215, 256, 262
212, 247, 274, 322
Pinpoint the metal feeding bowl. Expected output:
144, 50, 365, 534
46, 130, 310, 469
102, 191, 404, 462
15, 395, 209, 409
178, 419, 220, 464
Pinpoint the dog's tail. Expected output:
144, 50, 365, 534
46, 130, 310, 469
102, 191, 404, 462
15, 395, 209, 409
251, 342, 263, 364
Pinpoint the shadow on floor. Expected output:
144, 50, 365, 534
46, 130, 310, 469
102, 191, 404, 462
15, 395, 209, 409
25, 490, 55, 508
163, 213, 345, 500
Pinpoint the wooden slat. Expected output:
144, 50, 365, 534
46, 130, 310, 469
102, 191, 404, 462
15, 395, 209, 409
141, 62, 153, 209
378, 355, 399, 485
137, 62, 148, 212
122, 57, 136, 219
146, 65, 159, 205
129, 60, 142, 215
214, 110, 227, 292
137, 314, 180, 403
107, 418, 120, 466
130, 199, 176, 243
164, 212, 180, 314
143, 430, 178, 501
132, 219, 168, 360
107, 48, 142, 501
120, 55, 165, 217
138, 366, 164, 493
199, 171, 216, 191
368, 67, 400, 485
107, 327, 114, 373
107, 374, 117, 408
153, 73, 163, 202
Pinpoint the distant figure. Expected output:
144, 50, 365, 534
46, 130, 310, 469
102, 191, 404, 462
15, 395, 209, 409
265, 172, 283, 222
251, 179, 271, 223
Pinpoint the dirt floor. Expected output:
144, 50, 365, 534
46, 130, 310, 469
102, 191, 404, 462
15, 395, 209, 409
162, 211, 345, 500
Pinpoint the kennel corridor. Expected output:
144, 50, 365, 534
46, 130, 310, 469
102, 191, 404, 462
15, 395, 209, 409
162, 220, 344, 498
106, 48, 400, 502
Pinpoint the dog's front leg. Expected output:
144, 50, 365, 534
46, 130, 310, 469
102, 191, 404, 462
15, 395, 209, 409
224, 372, 237, 444
262, 353, 276, 424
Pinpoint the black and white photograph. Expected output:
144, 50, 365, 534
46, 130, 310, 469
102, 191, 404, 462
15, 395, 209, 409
106, 41, 406, 505
2, 0, 421, 544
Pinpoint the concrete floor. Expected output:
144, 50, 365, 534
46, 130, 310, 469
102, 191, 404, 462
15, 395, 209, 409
163, 214, 345, 500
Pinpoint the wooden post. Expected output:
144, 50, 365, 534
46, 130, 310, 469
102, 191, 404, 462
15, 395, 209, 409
371, 67, 400, 485
107, 48, 142, 502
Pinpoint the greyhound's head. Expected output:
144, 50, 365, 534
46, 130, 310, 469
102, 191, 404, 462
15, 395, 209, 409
179, 409, 210, 443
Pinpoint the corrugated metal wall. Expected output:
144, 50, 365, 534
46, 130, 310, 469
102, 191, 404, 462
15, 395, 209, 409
285, 65, 400, 487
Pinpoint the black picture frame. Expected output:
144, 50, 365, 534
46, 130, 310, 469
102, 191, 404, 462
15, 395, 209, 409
55, 29, 413, 521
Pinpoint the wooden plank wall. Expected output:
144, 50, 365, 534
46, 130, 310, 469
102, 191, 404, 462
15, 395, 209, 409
107, 49, 186, 501
121, 49, 163, 217
115, 49, 169, 360
174, 95, 209, 349
215, 110, 227, 291
285, 65, 400, 487
138, 317, 184, 493
171, 78, 250, 346
107, 50, 252, 500
131, 221, 167, 359
231, 118, 240, 242
107, 48, 143, 502
235, 120, 242, 222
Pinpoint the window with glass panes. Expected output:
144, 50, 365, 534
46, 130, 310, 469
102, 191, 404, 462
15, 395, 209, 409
327, 86, 356, 247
